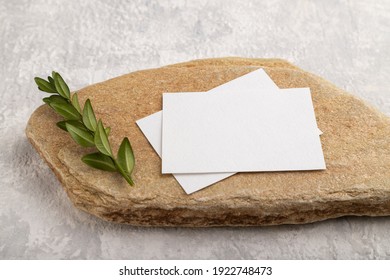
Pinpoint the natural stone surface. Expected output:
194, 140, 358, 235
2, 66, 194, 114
26, 58, 390, 227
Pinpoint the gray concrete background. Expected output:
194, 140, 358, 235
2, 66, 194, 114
1, 0, 390, 259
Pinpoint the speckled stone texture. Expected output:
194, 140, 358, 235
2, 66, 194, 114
25, 58, 390, 227
1, 0, 390, 259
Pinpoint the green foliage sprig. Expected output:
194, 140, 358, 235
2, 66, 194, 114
34, 72, 135, 186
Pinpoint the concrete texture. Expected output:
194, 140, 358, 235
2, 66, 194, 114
1, 0, 390, 259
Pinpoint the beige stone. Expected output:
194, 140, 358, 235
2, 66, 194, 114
26, 58, 390, 226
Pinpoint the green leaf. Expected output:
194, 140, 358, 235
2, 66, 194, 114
53, 72, 70, 99
43, 97, 51, 104
105, 127, 111, 136
48, 76, 55, 88
50, 102, 81, 120
114, 162, 134, 186
117, 137, 135, 174
117, 168, 134, 185
56, 120, 88, 132
94, 120, 112, 156
34, 77, 57, 93
82, 99, 97, 131
44, 95, 68, 105
56, 121, 67, 131
81, 152, 117, 172
71, 93, 82, 114
65, 122, 95, 147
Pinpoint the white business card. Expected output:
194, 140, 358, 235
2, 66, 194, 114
162, 88, 325, 174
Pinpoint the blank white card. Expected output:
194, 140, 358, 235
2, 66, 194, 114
162, 88, 326, 174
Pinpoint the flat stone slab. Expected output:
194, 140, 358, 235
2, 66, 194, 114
26, 58, 390, 227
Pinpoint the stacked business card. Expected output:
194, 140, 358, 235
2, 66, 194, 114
137, 69, 326, 194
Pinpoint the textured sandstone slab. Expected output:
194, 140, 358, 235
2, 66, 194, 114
26, 58, 390, 227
